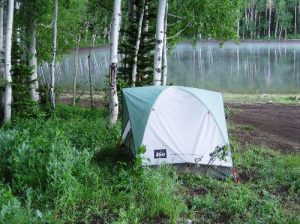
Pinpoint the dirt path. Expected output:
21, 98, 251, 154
228, 103, 300, 153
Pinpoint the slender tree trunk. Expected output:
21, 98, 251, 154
15, 2, 21, 64
254, 10, 257, 39
268, 7, 272, 39
275, 13, 279, 38
295, 6, 297, 35
279, 24, 283, 40
250, 6, 254, 39
49, 0, 58, 111
109, 0, 121, 127
264, 8, 268, 36
142, 0, 149, 80
162, 0, 168, 86
285, 28, 287, 40
72, 37, 80, 106
153, 0, 167, 86
0, 0, 4, 80
0, 0, 3, 57
131, 0, 145, 87
88, 34, 95, 109
4, 0, 14, 123
236, 16, 240, 38
29, 20, 39, 101
257, 14, 261, 39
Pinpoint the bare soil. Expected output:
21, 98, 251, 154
228, 103, 300, 153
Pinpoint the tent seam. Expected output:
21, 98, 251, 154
178, 86, 228, 145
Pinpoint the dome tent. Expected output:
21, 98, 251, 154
121, 86, 232, 175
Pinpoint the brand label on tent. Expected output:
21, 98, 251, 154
154, 149, 167, 159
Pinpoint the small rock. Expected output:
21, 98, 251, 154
295, 96, 300, 101
261, 94, 268, 98
185, 219, 193, 224
267, 100, 274, 104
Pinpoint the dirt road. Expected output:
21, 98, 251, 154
228, 103, 300, 153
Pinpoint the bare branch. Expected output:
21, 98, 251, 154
39, 21, 54, 28
167, 22, 190, 40
168, 13, 186, 20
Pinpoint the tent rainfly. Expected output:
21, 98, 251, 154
121, 86, 232, 172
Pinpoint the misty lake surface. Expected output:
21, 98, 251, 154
38, 40, 300, 93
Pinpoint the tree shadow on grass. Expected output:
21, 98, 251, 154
92, 145, 134, 169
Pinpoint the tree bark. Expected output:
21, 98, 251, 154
0, 0, 4, 79
131, 0, 145, 87
49, 0, 58, 111
109, 0, 121, 127
29, 19, 40, 101
0, 0, 3, 57
162, 0, 168, 86
15, 2, 21, 64
4, 0, 14, 123
153, 0, 167, 86
142, 0, 149, 80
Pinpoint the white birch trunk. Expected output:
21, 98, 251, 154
109, 0, 121, 127
162, 1, 168, 86
29, 20, 39, 101
131, 0, 145, 87
284, 28, 287, 40
0, 0, 3, 56
268, 7, 272, 39
0, 0, 4, 80
142, 0, 149, 79
49, 0, 58, 111
153, 0, 167, 86
4, 0, 14, 123
275, 13, 279, 38
15, 2, 20, 64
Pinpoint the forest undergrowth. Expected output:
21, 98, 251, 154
0, 105, 299, 223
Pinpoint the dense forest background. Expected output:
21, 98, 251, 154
238, 0, 300, 40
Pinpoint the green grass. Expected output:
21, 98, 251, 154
235, 124, 255, 131
0, 105, 299, 223
224, 93, 300, 104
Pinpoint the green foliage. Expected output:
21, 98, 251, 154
10, 40, 44, 121
0, 105, 299, 223
118, 0, 156, 87
0, 185, 33, 224
182, 145, 300, 223
0, 105, 186, 223
169, 0, 240, 42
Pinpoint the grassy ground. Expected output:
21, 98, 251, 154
224, 93, 300, 104
0, 105, 299, 223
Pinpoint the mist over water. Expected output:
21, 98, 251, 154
38, 46, 110, 90
169, 41, 300, 93
38, 41, 300, 93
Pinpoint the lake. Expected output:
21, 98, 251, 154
38, 40, 300, 94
